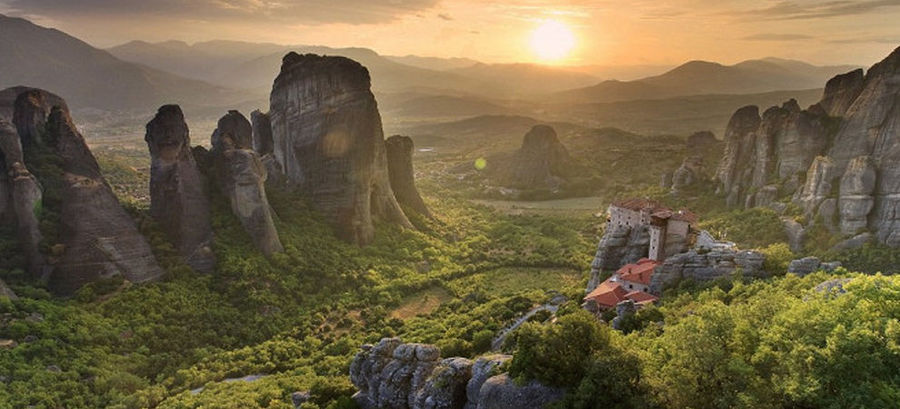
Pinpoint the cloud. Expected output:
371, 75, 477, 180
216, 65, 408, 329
828, 36, 900, 44
743, 33, 814, 41
437, 13, 453, 21
2, 0, 441, 25
744, 0, 900, 20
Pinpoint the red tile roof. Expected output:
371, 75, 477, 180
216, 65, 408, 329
616, 259, 661, 286
625, 291, 659, 305
584, 280, 629, 308
651, 208, 698, 224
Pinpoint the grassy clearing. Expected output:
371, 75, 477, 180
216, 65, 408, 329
390, 287, 454, 320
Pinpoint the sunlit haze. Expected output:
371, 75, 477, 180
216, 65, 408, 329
1, 0, 899, 66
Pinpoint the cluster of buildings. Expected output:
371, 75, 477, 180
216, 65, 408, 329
584, 198, 697, 311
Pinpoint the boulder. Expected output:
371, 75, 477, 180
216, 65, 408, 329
787, 257, 822, 277
386, 135, 431, 218
349, 338, 441, 409
831, 232, 874, 251
498, 125, 573, 189
782, 218, 806, 253
269, 53, 411, 245
210, 111, 284, 256
44, 106, 163, 294
145, 105, 215, 272
416, 357, 473, 409
474, 374, 563, 409
464, 356, 510, 409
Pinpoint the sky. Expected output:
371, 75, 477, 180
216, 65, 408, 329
1, 0, 899, 67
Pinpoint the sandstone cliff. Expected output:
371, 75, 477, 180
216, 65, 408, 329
210, 110, 283, 256
146, 105, 215, 272
715, 46, 900, 247
385, 135, 431, 218
269, 53, 411, 245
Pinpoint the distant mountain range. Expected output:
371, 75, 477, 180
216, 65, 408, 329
0, 14, 247, 111
552, 58, 859, 103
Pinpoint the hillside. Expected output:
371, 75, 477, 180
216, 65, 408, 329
553, 58, 858, 103
448, 63, 599, 95
0, 14, 245, 111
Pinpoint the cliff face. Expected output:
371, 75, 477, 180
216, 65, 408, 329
716, 46, 900, 246
44, 104, 164, 293
499, 125, 573, 189
146, 105, 215, 272
385, 135, 431, 218
210, 110, 284, 256
269, 53, 411, 245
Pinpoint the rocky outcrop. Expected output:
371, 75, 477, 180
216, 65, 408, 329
45, 105, 164, 294
716, 100, 829, 207
838, 156, 877, 235
649, 249, 766, 294
0, 278, 16, 300
145, 105, 215, 272
463, 356, 510, 409
349, 338, 441, 409
12, 89, 67, 147
475, 374, 563, 409
499, 125, 573, 189
671, 155, 706, 192
819, 69, 865, 117
717, 46, 900, 247
350, 339, 555, 409
210, 111, 283, 256
587, 225, 650, 291
386, 135, 431, 218
0, 118, 47, 280
269, 53, 412, 245
788, 257, 842, 276
250, 110, 274, 155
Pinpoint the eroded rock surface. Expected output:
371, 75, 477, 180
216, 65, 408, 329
146, 105, 215, 272
587, 225, 650, 291
210, 111, 283, 256
671, 155, 706, 192
716, 46, 900, 247
269, 53, 411, 245
649, 249, 766, 294
475, 374, 563, 409
45, 106, 163, 294
386, 135, 431, 218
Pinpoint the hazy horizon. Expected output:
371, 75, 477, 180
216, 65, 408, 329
2, 0, 899, 68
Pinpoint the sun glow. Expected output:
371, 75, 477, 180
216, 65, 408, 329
530, 20, 576, 63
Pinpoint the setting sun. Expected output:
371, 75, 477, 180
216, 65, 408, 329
530, 19, 576, 62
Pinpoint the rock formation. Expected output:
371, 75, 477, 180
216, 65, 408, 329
670, 155, 706, 192
12, 88, 67, 147
649, 249, 766, 294
250, 110, 274, 155
386, 135, 431, 218
716, 46, 900, 246
269, 53, 412, 245
44, 106, 164, 293
499, 125, 573, 189
145, 105, 215, 272
787, 257, 842, 277
819, 69, 865, 117
350, 339, 559, 409
210, 111, 283, 256
0, 118, 47, 280
587, 225, 650, 291
474, 374, 563, 409
716, 99, 829, 207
